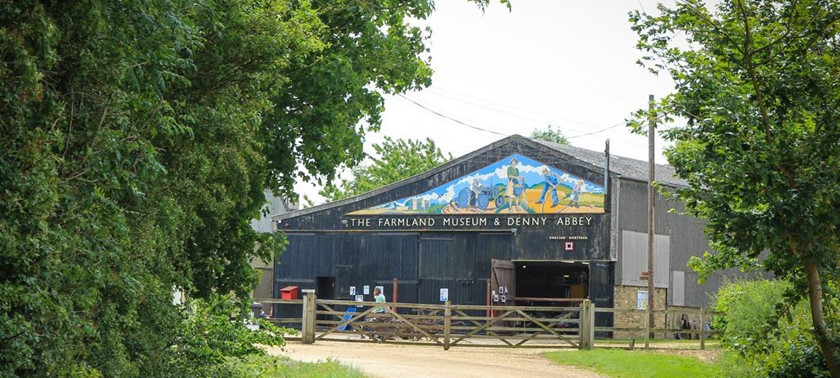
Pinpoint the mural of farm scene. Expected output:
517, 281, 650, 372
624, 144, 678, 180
350, 154, 605, 215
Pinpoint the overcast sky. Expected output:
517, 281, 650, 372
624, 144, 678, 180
297, 0, 679, 205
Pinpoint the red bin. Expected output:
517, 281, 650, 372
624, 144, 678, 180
280, 286, 299, 300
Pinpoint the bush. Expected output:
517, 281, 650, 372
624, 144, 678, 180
711, 279, 790, 356
167, 295, 291, 377
712, 279, 838, 377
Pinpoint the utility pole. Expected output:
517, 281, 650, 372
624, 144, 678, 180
647, 94, 656, 335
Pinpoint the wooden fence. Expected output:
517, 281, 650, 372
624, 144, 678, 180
596, 307, 716, 349
255, 289, 716, 350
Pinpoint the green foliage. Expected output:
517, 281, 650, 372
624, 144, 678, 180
0, 0, 494, 375
544, 348, 727, 378
530, 124, 571, 146
711, 280, 793, 355
711, 279, 839, 377
320, 137, 452, 202
169, 295, 290, 377
629, 1, 840, 373
630, 0, 840, 280
262, 0, 437, 192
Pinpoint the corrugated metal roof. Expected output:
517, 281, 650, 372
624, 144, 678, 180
530, 138, 686, 187
277, 135, 684, 220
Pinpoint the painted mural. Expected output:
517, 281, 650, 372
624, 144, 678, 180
349, 154, 606, 215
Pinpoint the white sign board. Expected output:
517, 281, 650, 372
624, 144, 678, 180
439, 288, 449, 302
637, 290, 649, 310
349, 286, 356, 296
363, 285, 370, 295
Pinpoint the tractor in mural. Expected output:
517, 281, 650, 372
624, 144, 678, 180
451, 180, 526, 211
452, 185, 495, 210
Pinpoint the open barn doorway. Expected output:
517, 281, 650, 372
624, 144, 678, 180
315, 276, 335, 321
490, 260, 590, 305
490, 259, 590, 332
514, 261, 589, 305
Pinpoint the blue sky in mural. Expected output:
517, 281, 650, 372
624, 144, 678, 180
367, 154, 604, 211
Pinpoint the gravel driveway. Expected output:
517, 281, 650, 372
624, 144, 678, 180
267, 340, 605, 378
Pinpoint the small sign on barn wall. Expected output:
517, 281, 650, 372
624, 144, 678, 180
637, 290, 649, 310
440, 288, 449, 302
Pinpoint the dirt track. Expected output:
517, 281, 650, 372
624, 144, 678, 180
267, 340, 604, 378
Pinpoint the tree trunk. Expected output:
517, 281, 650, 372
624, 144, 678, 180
804, 260, 840, 377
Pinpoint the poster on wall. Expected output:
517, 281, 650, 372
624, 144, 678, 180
349, 286, 356, 296
637, 290, 649, 310
363, 285, 370, 295
439, 288, 449, 302
348, 154, 605, 215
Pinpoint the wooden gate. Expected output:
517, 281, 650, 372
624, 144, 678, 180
305, 298, 582, 349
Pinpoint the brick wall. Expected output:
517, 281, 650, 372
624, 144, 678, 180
612, 285, 668, 339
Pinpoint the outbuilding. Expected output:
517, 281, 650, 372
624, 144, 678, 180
273, 135, 738, 330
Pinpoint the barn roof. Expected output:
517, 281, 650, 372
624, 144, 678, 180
531, 138, 686, 187
276, 135, 684, 220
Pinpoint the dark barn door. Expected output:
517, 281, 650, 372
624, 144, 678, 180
360, 233, 419, 304
418, 233, 484, 304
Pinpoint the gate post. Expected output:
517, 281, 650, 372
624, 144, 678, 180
301, 289, 316, 344
579, 299, 595, 350
443, 300, 452, 350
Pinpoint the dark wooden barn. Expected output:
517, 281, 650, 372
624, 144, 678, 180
272, 135, 737, 329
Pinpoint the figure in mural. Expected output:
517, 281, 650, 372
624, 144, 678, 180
569, 179, 584, 208
469, 178, 480, 207
498, 157, 525, 212
536, 167, 562, 208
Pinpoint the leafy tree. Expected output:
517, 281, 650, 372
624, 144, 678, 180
630, 0, 840, 374
320, 137, 452, 201
0, 0, 502, 375
531, 124, 571, 145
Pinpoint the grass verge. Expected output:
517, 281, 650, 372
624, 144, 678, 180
228, 354, 366, 378
544, 348, 740, 378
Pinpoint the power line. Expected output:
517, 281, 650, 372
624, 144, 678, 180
567, 121, 626, 139
395, 92, 666, 147
396, 93, 509, 137
423, 89, 548, 126
428, 87, 606, 130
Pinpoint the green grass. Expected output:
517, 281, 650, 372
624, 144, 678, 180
595, 338, 720, 347
228, 354, 367, 378
544, 349, 732, 378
